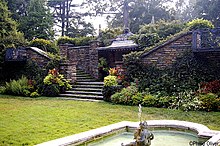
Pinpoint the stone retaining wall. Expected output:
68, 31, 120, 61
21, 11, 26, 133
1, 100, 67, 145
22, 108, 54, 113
141, 32, 192, 68
26, 47, 51, 68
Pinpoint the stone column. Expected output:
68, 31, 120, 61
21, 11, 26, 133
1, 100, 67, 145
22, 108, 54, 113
89, 41, 100, 79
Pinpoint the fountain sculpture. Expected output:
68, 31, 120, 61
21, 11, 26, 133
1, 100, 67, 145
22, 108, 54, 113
122, 104, 154, 146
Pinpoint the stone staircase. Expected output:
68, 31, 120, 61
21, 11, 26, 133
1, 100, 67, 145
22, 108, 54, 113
60, 69, 104, 100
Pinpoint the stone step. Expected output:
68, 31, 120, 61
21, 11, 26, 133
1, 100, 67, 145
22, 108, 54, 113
77, 82, 104, 85
76, 74, 92, 78
73, 84, 103, 89
76, 79, 98, 82
72, 88, 102, 92
65, 91, 102, 96
59, 94, 103, 100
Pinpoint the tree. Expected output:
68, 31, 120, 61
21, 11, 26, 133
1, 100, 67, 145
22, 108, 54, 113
0, 0, 26, 48
67, 18, 95, 37
194, 0, 220, 27
0, 0, 26, 70
5, 0, 31, 20
173, 0, 196, 22
85, 0, 172, 33
48, 0, 92, 36
19, 0, 54, 40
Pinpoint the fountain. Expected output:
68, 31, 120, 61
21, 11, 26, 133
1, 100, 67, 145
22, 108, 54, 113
122, 105, 154, 146
36, 104, 220, 146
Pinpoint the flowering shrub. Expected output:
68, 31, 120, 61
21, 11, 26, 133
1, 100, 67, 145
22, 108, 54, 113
43, 69, 71, 89
198, 93, 220, 111
109, 68, 118, 76
199, 80, 220, 94
42, 69, 72, 96
104, 75, 118, 87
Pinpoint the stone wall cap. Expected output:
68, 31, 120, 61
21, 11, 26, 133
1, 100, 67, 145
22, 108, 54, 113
27, 47, 51, 60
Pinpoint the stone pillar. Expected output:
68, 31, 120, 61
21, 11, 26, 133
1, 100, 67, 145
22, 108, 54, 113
89, 41, 100, 79
60, 62, 77, 84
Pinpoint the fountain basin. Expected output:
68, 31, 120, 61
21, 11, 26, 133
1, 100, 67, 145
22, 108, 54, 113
36, 120, 220, 146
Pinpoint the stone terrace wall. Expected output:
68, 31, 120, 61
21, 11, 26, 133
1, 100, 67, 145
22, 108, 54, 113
141, 32, 192, 68
26, 47, 51, 68
59, 42, 99, 83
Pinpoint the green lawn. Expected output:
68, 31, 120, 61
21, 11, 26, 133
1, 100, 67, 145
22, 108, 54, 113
0, 95, 220, 145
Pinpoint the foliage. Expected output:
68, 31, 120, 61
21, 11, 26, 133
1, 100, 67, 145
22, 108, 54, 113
169, 91, 201, 111
142, 94, 158, 107
104, 75, 118, 87
130, 20, 184, 48
132, 92, 144, 105
41, 69, 71, 96
29, 38, 58, 54
67, 19, 95, 37
99, 28, 123, 46
41, 84, 60, 97
131, 33, 160, 48
0, 0, 26, 49
57, 36, 94, 46
124, 51, 220, 97
199, 80, 220, 94
30, 91, 40, 98
98, 57, 109, 80
194, 0, 220, 27
43, 68, 71, 91
111, 84, 138, 105
19, 0, 54, 40
186, 19, 214, 30
108, 68, 117, 76
0, 76, 37, 97
92, 0, 172, 33
138, 20, 184, 39
102, 85, 122, 102
198, 93, 220, 112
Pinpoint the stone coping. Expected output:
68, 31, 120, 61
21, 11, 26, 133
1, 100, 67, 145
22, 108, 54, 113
35, 120, 220, 146
27, 47, 50, 59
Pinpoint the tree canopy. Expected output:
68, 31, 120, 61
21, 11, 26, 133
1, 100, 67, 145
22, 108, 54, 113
19, 0, 54, 40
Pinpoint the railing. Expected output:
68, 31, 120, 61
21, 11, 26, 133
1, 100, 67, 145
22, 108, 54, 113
192, 28, 220, 52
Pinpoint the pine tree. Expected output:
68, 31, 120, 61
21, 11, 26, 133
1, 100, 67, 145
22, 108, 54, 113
0, 0, 25, 49
20, 0, 54, 40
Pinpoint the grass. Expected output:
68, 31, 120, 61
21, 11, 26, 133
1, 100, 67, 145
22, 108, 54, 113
0, 95, 220, 145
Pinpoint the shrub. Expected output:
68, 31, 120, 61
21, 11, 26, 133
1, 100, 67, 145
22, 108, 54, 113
102, 85, 122, 102
1, 76, 32, 96
30, 91, 40, 98
169, 91, 201, 111
109, 68, 117, 76
187, 18, 214, 30
43, 68, 72, 94
142, 94, 158, 107
131, 33, 160, 48
158, 96, 173, 108
198, 93, 220, 111
104, 75, 118, 86
199, 80, 220, 94
0, 86, 6, 94
41, 84, 60, 97
111, 84, 138, 105
57, 36, 94, 46
138, 20, 184, 39
30, 38, 58, 54
132, 92, 144, 105
98, 57, 109, 80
